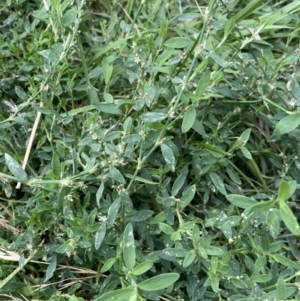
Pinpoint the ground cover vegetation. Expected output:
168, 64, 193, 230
1, 0, 300, 300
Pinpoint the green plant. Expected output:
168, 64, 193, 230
1, 0, 300, 300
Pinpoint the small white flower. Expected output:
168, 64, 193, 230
134, 55, 141, 64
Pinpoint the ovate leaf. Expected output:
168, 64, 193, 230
164, 37, 192, 48
62, 7, 77, 27
109, 167, 126, 184
251, 274, 272, 283
277, 276, 286, 300
159, 223, 175, 235
179, 185, 196, 210
240, 146, 252, 159
272, 254, 299, 269
209, 172, 227, 195
210, 274, 219, 293
279, 202, 300, 235
95, 223, 106, 250
274, 112, 300, 135
138, 273, 179, 291
5, 153, 28, 182
247, 199, 276, 214
182, 249, 196, 268
102, 57, 113, 85
182, 106, 196, 133
277, 180, 297, 203
161, 143, 176, 172
15, 86, 28, 101
140, 112, 168, 122
267, 209, 280, 239
100, 257, 116, 273
44, 254, 57, 282
171, 174, 186, 196
123, 223, 136, 270
51, 151, 61, 179
107, 198, 121, 228
196, 70, 211, 97
132, 260, 153, 276
226, 194, 257, 208
94, 287, 136, 301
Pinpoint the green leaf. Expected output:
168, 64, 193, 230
182, 250, 196, 268
96, 182, 104, 207
102, 57, 113, 85
240, 128, 251, 143
179, 184, 196, 210
62, 7, 77, 27
44, 254, 57, 282
171, 174, 186, 196
161, 143, 176, 172
218, 216, 241, 228
195, 70, 211, 97
277, 180, 297, 203
231, 278, 248, 289
132, 260, 153, 276
161, 248, 189, 258
122, 134, 142, 144
182, 106, 196, 133
51, 151, 61, 179
202, 51, 227, 67
5, 153, 28, 182
272, 254, 299, 270
253, 255, 266, 274
127, 210, 154, 222
211, 256, 218, 270
107, 198, 121, 228
267, 209, 280, 239
226, 194, 257, 208
251, 39, 274, 50
251, 274, 272, 283
210, 274, 219, 293
159, 223, 175, 235
57, 186, 71, 210
164, 37, 193, 48
148, 211, 166, 224
235, 0, 265, 23
94, 287, 136, 301
240, 146, 252, 159
95, 104, 122, 115
261, 232, 270, 252
206, 246, 225, 256
247, 199, 276, 214
123, 116, 132, 132
138, 273, 179, 291
274, 112, 300, 135
277, 276, 286, 300
32, 10, 53, 19
100, 257, 116, 273
279, 202, 300, 235
140, 112, 168, 122
171, 231, 181, 241
95, 223, 106, 250
223, 16, 235, 40
15, 86, 28, 101
209, 172, 227, 195
109, 167, 126, 184
179, 221, 195, 231
123, 223, 136, 270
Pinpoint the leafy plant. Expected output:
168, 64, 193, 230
1, 0, 300, 300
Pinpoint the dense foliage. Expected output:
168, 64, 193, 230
1, 0, 300, 300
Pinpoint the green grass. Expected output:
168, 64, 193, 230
1, 0, 300, 300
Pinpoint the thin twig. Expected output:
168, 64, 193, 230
16, 104, 42, 189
